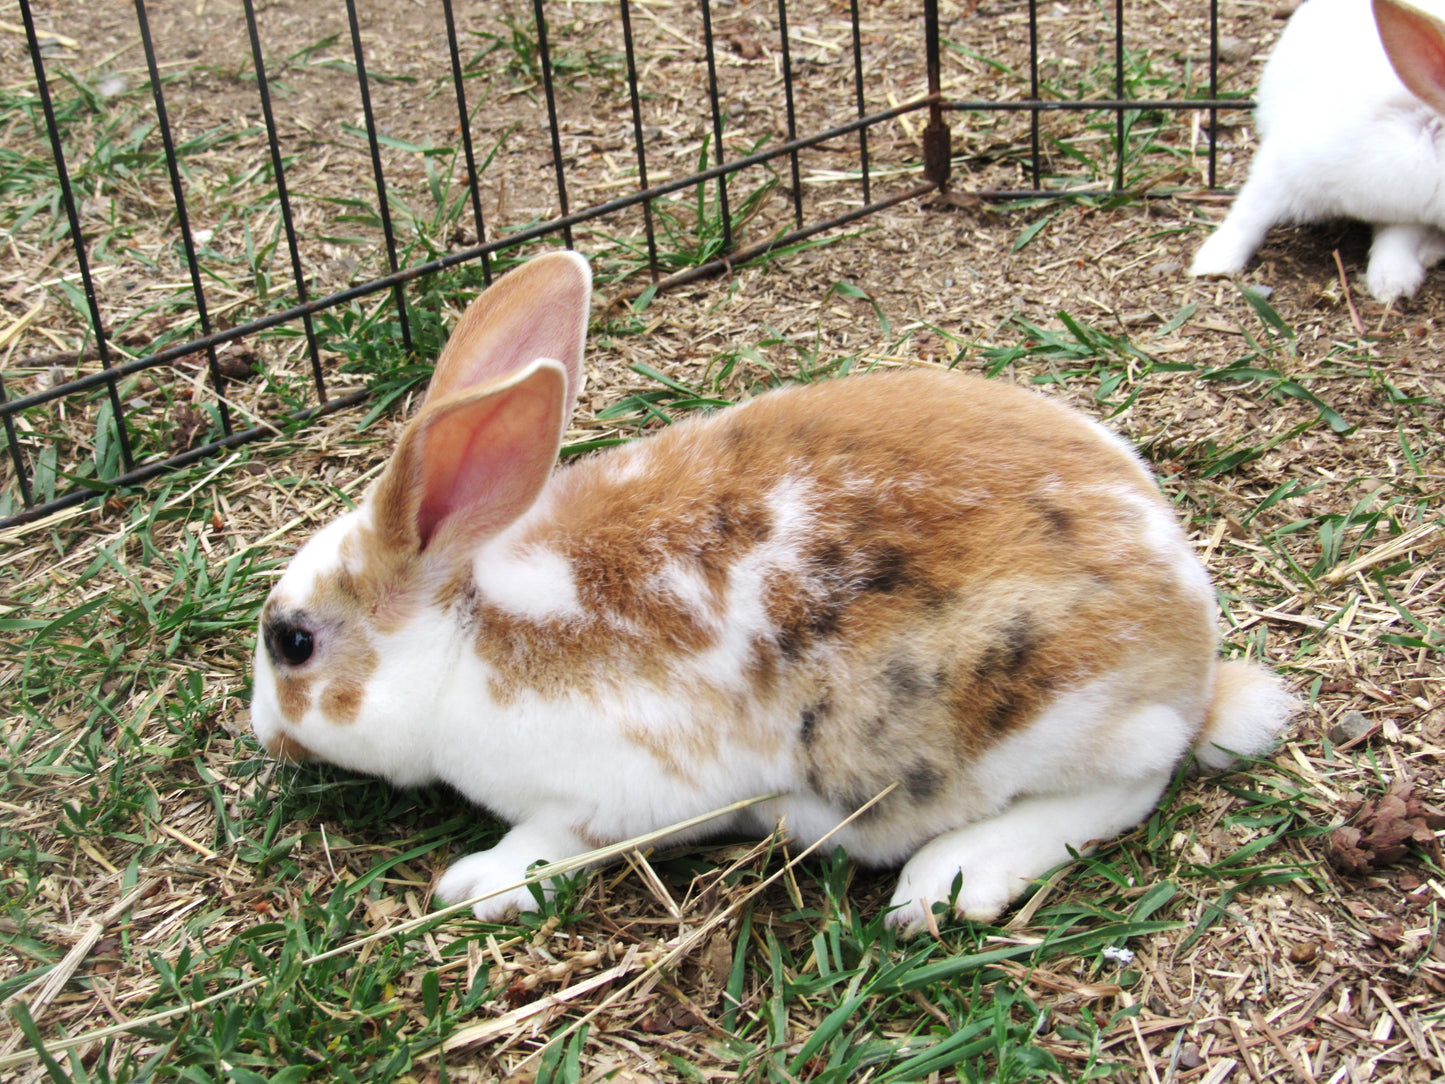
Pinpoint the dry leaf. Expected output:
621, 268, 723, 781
1326, 780, 1445, 875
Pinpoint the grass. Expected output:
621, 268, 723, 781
3, 276, 1441, 1077
942, 3, 1251, 195
0, 611, 1317, 1082
465, 5, 622, 93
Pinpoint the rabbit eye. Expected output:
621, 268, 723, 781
266, 620, 315, 667
280, 627, 314, 665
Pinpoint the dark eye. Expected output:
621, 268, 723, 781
267, 622, 315, 667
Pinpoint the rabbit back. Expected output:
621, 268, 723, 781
464, 370, 1222, 859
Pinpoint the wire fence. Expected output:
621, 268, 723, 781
1, 0, 1249, 529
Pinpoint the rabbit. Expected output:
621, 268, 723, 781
249, 251, 1296, 931
1190, 0, 1445, 302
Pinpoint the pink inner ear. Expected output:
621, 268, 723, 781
414, 363, 568, 549
1376, 0, 1445, 115
430, 252, 590, 411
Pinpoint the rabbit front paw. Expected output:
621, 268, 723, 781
432, 821, 593, 921
1365, 223, 1445, 302
435, 851, 546, 921
887, 837, 1024, 933
1189, 228, 1255, 279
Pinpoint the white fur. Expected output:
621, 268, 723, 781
1084, 417, 1161, 487
605, 443, 651, 485
1103, 482, 1217, 604
746, 679, 1203, 920
857, 684, 1200, 928
472, 542, 583, 622
278, 512, 362, 597
650, 558, 718, 618
1191, 0, 1445, 300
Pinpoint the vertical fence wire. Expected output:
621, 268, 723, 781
240, 0, 328, 404
1113, 0, 1126, 191
619, 0, 661, 281
775, 0, 805, 229
0, 375, 31, 509
1028, 0, 1041, 190
135, 0, 233, 436
442, 0, 494, 286
344, 0, 412, 354
698, 0, 734, 254
1208, 0, 1220, 188
17, 0, 136, 494
533, 0, 575, 251
848, 0, 871, 204
922, 0, 950, 189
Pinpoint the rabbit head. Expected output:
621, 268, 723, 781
249, 252, 590, 786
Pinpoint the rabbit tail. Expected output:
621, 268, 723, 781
1193, 659, 1297, 772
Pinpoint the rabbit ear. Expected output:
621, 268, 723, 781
373, 359, 570, 553
429, 251, 590, 414
1375, 0, 1445, 115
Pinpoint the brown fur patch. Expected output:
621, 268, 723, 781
276, 671, 314, 723
266, 731, 315, 762
321, 673, 369, 724
469, 485, 769, 701
454, 370, 1217, 788
338, 526, 430, 638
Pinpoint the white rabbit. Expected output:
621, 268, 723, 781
1190, 0, 1445, 301
250, 252, 1295, 930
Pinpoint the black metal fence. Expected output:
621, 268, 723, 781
1, 0, 1247, 529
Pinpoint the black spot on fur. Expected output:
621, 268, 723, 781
721, 421, 754, 452
974, 611, 1036, 679
711, 496, 771, 545
857, 546, 911, 594
777, 599, 844, 661
885, 659, 947, 706
1034, 500, 1074, 537
903, 761, 943, 802
885, 658, 925, 700
858, 546, 952, 608
777, 624, 804, 662
984, 696, 1020, 733
798, 699, 829, 748
923, 587, 956, 614
811, 542, 848, 576
827, 779, 885, 817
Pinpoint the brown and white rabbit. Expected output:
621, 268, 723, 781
1191, 0, 1445, 301
250, 252, 1295, 930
